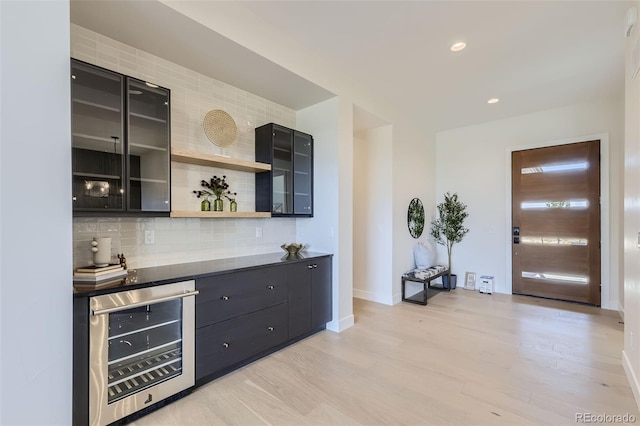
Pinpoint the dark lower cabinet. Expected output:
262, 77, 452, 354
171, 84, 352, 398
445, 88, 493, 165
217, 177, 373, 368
196, 267, 287, 327
288, 256, 332, 339
196, 303, 288, 380
288, 267, 312, 339
310, 256, 332, 329
194, 255, 332, 385
73, 253, 332, 425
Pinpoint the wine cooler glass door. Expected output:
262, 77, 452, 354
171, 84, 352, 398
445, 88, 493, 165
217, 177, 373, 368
89, 281, 197, 426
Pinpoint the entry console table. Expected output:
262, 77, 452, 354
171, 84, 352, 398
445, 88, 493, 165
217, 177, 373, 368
401, 265, 449, 305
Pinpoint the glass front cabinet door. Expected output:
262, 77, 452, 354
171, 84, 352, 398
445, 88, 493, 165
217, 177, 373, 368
71, 59, 170, 215
255, 123, 313, 217
126, 78, 170, 213
71, 60, 125, 212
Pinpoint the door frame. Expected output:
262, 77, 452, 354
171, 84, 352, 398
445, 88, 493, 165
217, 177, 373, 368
504, 133, 612, 308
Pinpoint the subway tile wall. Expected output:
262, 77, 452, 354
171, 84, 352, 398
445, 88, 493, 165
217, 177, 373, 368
71, 24, 297, 268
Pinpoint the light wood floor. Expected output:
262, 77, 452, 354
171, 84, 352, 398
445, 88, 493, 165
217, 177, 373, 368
131, 289, 639, 425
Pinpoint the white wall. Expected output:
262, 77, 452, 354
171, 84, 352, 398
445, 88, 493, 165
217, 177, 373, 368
71, 25, 297, 269
162, 1, 438, 312
0, 1, 73, 424
353, 125, 394, 304
391, 116, 437, 303
297, 97, 355, 332
435, 98, 624, 310
623, 1, 640, 408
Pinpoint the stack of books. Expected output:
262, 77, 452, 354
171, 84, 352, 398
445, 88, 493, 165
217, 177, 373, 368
73, 264, 128, 283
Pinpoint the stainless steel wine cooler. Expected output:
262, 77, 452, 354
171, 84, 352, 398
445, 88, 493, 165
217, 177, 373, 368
89, 281, 198, 425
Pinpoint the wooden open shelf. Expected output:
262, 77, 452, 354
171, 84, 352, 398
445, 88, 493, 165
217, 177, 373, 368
170, 211, 271, 218
171, 149, 271, 173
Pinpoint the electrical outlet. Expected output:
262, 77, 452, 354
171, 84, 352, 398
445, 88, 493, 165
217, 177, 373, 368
144, 229, 155, 245
255, 227, 263, 238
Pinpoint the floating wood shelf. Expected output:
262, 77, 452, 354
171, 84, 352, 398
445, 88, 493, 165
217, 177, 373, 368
170, 211, 271, 218
171, 149, 271, 173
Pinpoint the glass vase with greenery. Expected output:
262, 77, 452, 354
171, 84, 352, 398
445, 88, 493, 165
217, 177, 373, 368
193, 175, 234, 212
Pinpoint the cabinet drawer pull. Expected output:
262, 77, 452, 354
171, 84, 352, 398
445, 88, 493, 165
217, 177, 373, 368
313, 264, 318, 268
267, 285, 274, 290
307, 265, 313, 269
221, 296, 229, 301
267, 326, 274, 332
222, 342, 229, 348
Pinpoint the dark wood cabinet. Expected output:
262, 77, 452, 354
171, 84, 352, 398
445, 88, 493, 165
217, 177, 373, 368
195, 265, 289, 382
195, 267, 287, 327
71, 59, 170, 215
194, 255, 331, 384
73, 253, 333, 423
288, 256, 332, 339
196, 303, 288, 379
255, 123, 313, 216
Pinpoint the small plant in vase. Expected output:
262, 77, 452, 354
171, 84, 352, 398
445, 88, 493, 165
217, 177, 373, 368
193, 175, 234, 212
225, 192, 238, 212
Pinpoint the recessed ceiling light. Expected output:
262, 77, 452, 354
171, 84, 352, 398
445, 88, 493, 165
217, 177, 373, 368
488, 98, 500, 104
450, 42, 466, 52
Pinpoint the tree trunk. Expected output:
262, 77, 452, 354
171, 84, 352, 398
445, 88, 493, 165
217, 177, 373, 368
447, 242, 453, 285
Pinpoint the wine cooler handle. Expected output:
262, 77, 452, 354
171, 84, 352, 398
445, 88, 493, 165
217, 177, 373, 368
92, 290, 200, 316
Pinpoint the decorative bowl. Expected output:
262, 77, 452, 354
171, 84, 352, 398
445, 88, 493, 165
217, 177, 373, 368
281, 243, 305, 255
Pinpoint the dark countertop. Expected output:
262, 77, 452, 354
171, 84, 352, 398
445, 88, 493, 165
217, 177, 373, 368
73, 251, 332, 297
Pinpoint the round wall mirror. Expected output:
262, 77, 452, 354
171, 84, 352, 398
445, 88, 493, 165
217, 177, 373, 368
407, 198, 425, 239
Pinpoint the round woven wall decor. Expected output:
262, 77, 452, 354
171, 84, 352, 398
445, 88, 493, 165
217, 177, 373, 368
203, 109, 237, 148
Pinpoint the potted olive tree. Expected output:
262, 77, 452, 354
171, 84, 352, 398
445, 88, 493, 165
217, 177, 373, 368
430, 192, 469, 289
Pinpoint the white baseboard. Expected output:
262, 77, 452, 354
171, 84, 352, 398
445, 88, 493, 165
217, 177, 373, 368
327, 314, 354, 333
623, 349, 640, 412
352, 288, 393, 305
352, 288, 371, 300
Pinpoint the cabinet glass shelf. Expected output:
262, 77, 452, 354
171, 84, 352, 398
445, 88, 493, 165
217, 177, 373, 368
130, 112, 167, 123
73, 172, 121, 180
73, 98, 120, 113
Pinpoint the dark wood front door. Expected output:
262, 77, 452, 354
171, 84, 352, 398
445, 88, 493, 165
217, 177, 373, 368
511, 140, 600, 305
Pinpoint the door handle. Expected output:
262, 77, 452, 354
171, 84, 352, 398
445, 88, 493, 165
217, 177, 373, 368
92, 290, 199, 316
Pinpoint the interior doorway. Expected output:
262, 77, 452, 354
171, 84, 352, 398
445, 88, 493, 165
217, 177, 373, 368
511, 140, 601, 305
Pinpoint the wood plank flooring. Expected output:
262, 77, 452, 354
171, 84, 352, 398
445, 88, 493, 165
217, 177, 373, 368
131, 289, 638, 425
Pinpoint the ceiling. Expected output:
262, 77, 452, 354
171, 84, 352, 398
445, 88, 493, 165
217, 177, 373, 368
71, 1, 633, 133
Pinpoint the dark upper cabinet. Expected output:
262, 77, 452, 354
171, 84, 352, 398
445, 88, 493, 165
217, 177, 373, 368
255, 123, 313, 217
71, 59, 170, 215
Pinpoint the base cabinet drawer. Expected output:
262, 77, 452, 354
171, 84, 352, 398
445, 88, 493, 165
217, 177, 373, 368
196, 303, 288, 380
196, 266, 287, 327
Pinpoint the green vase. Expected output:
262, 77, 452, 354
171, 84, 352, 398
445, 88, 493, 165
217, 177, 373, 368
213, 197, 223, 212
201, 198, 211, 211
230, 200, 237, 212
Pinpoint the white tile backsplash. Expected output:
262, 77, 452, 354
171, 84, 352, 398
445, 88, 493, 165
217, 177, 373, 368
71, 24, 297, 269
